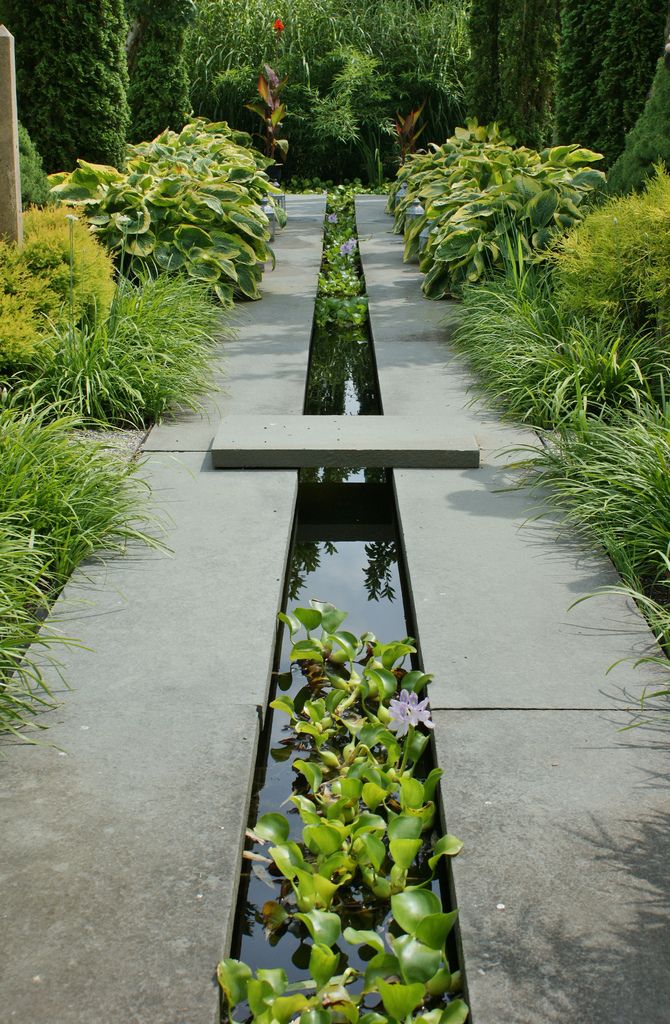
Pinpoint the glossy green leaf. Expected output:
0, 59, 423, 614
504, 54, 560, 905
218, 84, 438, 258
278, 611, 301, 637
272, 994, 310, 1024
440, 1000, 469, 1023
424, 967, 452, 997
387, 814, 423, 841
415, 911, 458, 950
342, 927, 386, 955
400, 777, 425, 810
217, 958, 252, 1008
363, 952, 403, 990
295, 607, 323, 632
293, 759, 323, 792
428, 834, 464, 870
392, 889, 442, 935
392, 934, 442, 984
353, 832, 386, 872
310, 601, 348, 633
309, 943, 340, 990
362, 782, 388, 811
269, 841, 304, 879
290, 639, 324, 663
377, 979, 425, 1020
389, 838, 422, 872
254, 812, 289, 844
422, 768, 443, 804
303, 824, 344, 857
301, 1010, 332, 1024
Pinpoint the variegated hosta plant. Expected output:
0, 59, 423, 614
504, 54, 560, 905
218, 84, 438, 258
48, 118, 284, 303
218, 601, 467, 1023
388, 121, 605, 299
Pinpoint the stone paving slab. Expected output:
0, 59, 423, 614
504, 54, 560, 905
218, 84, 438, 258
211, 415, 479, 468
0, 200, 326, 1023
355, 196, 536, 462
145, 195, 326, 453
0, 455, 298, 1024
393, 467, 662, 710
433, 709, 670, 1024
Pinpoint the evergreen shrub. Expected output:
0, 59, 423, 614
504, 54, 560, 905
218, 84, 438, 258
0, 208, 115, 369
551, 167, 670, 334
18, 124, 49, 207
126, 0, 193, 142
608, 60, 670, 194
0, 0, 130, 172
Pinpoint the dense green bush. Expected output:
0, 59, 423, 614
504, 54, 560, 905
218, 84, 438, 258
50, 119, 278, 303
0, 393, 159, 734
551, 167, 670, 335
466, 0, 559, 149
126, 0, 193, 142
0, 0, 130, 173
0, 208, 116, 370
608, 60, 670, 194
556, 0, 661, 164
555, 0, 609, 149
186, 0, 469, 182
18, 124, 49, 207
389, 123, 604, 299
27, 273, 229, 427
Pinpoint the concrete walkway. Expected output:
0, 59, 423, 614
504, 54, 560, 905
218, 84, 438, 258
0, 196, 325, 1024
2, 192, 669, 1024
357, 195, 670, 1024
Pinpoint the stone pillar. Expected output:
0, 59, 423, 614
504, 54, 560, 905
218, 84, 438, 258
0, 25, 22, 245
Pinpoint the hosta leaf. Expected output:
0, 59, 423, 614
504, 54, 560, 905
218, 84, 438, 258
525, 188, 558, 229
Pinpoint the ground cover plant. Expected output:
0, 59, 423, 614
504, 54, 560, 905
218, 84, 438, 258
219, 602, 468, 1024
0, 392, 161, 735
49, 118, 280, 303
388, 122, 604, 298
186, 0, 470, 183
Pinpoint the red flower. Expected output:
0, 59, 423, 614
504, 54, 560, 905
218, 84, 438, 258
274, 18, 284, 32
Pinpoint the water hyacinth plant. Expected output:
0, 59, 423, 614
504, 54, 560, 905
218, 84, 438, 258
219, 602, 467, 1024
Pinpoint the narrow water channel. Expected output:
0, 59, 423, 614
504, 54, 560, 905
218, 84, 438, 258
226, 195, 465, 1019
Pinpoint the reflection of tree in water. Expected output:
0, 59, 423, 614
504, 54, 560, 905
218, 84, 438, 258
288, 540, 337, 600
364, 541, 397, 602
306, 322, 378, 416
288, 540, 398, 603
300, 466, 385, 484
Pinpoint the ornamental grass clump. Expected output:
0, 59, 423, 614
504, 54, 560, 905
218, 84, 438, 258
49, 118, 281, 303
0, 392, 161, 734
218, 601, 468, 1024
26, 272, 229, 427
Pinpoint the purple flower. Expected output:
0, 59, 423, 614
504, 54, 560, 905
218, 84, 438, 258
340, 238, 356, 255
388, 689, 434, 738
327, 213, 338, 223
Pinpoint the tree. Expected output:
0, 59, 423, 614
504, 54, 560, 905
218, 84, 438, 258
466, 0, 560, 148
608, 58, 670, 193
0, 0, 130, 173
555, 0, 609, 147
125, 0, 194, 143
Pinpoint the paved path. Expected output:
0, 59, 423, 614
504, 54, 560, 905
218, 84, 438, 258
0, 196, 325, 1024
2, 193, 669, 1024
357, 195, 670, 1024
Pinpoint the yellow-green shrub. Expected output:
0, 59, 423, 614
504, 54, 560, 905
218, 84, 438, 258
551, 167, 670, 334
0, 207, 115, 369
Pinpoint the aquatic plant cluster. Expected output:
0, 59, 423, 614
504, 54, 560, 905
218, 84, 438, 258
218, 601, 468, 1024
316, 187, 368, 330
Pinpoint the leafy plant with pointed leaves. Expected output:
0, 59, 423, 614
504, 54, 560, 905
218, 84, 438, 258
395, 101, 427, 165
245, 64, 290, 163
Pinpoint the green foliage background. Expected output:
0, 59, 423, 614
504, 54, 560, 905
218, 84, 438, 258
125, 0, 193, 142
466, 0, 560, 149
18, 124, 49, 206
608, 59, 670, 193
185, 0, 470, 182
556, 0, 662, 163
0, 0, 130, 173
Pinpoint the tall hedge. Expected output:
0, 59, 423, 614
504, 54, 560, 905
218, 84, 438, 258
608, 58, 670, 193
126, 0, 193, 143
466, 0, 559, 148
595, 0, 662, 165
555, 0, 609, 147
0, 0, 129, 174
556, 0, 662, 163
466, 0, 500, 128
